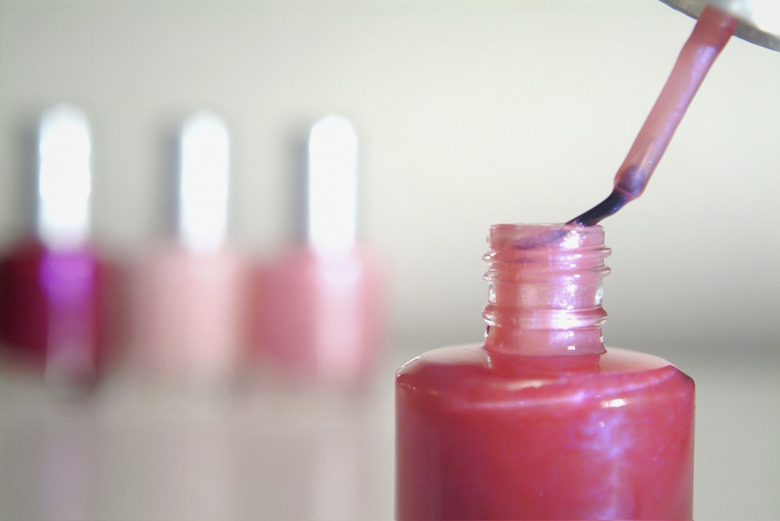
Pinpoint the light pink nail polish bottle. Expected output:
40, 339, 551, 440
134, 112, 246, 388
251, 115, 384, 390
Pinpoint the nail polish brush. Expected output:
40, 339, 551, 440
568, 6, 738, 227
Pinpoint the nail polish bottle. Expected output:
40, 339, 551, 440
134, 112, 246, 388
251, 115, 384, 389
396, 224, 694, 520
0, 105, 112, 392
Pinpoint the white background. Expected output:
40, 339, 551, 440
0, 0, 778, 519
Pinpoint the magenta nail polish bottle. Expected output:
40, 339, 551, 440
396, 224, 695, 520
251, 115, 384, 389
0, 105, 113, 391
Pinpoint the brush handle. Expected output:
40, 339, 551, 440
569, 6, 737, 226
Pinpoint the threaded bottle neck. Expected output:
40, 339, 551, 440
482, 224, 611, 356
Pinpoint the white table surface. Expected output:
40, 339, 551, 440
1, 346, 778, 521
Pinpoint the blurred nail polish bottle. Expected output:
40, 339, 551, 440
0, 105, 113, 392
134, 112, 246, 388
251, 115, 384, 389
395, 224, 695, 520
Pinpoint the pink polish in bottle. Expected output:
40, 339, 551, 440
134, 112, 246, 387
396, 224, 694, 520
0, 105, 113, 392
251, 115, 384, 389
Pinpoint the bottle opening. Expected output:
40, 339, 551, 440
482, 224, 611, 357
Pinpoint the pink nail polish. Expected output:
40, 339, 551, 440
0, 105, 113, 392
396, 224, 694, 520
134, 112, 246, 387
251, 115, 384, 389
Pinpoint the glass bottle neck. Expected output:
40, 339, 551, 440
482, 224, 611, 357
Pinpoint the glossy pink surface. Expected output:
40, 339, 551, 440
251, 247, 384, 388
396, 346, 695, 520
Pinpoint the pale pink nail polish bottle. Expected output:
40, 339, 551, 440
0, 105, 115, 393
251, 115, 384, 389
134, 112, 246, 388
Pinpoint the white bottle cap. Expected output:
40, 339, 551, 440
178, 112, 230, 253
306, 115, 358, 255
37, 105, 92, 251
